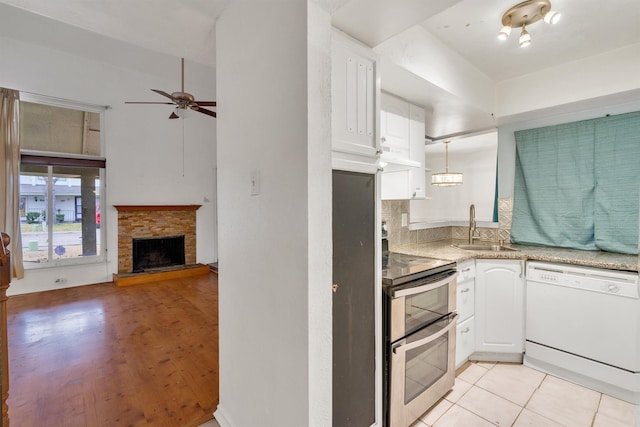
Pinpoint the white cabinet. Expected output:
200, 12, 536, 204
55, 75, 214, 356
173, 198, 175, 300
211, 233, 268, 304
331, 31, 378, 160
475, 260, 525, 359
409, 104, 426, 199
455, 260, 476, 368
380, 93, 426, 200
456, 317, 475, 368
380, 93, 410, 161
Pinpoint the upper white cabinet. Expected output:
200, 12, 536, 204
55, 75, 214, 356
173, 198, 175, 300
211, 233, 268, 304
380, 93, 410, 161
474, 259, 525, 359
380, 92, 426, 200
331, 31, 378, 161
409, 104, 426, 199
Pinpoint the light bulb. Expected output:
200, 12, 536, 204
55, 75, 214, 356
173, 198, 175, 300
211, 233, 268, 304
497, 25, 512, 40
544, 10, 561, 24
519, 27, 531, 48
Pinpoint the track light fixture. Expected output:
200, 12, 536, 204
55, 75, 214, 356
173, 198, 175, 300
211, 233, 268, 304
497, 0, 561, 48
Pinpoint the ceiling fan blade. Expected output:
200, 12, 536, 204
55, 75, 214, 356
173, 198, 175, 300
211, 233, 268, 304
194, 107, 217, 118
151, 89, 176, 101
125, 101, 174, 104
193, 101, 217, 106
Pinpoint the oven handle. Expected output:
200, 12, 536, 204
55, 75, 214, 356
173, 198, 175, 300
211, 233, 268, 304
392, 313, 458, 355
392, 271, 458, 298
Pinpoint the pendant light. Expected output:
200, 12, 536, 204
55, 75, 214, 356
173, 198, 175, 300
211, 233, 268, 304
431, 141, 463, 186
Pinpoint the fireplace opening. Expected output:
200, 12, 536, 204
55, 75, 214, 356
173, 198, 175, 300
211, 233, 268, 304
132, 235, 185, 273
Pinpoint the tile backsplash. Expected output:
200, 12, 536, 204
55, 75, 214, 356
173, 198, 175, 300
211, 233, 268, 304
381, 198, 514, 249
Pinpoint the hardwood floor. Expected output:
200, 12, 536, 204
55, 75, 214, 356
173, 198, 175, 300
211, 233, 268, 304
6, 272, 218, 427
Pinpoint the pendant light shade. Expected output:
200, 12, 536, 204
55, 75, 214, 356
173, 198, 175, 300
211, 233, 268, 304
431, 141, 463, 186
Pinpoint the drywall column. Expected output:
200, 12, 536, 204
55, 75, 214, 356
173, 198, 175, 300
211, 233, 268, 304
215, 1, 332, 426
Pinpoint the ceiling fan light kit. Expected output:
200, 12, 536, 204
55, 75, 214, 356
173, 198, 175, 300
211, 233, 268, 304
497, 0, 561, 48
125, 58, 217, 119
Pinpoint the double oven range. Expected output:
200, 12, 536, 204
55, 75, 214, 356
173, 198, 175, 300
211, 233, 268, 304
382, 251, 458, 427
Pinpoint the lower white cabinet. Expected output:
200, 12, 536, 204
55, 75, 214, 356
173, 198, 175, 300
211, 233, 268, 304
474, 259, 525, 357
456, 317, 475, 367
455, 260, 475, 368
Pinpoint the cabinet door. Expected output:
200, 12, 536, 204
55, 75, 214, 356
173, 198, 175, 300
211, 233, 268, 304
475, 260, 524, 354
456, 316, 475, 368
332, 170, 376, 427
409, 104, 426, 199
331, 37, 377, 158
380, 93, 410, 160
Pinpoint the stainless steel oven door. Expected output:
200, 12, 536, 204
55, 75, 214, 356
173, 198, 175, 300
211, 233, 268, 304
389, 314, 457, 427
390, 270, 457, 342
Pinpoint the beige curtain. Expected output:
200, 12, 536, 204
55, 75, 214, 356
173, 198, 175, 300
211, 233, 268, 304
0, 88, 24, 279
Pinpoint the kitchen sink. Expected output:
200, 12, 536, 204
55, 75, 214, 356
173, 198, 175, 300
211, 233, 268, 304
454, 244, 518, 252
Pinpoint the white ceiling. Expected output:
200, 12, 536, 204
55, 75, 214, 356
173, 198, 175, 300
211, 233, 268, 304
1, 0, 638, 138
0, 0, 230, 68
420, 0, 640, 82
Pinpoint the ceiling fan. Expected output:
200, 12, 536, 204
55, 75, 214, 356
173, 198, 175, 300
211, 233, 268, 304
125, 57, 216, 119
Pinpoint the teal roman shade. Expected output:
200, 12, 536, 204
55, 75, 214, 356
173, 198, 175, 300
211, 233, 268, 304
511, 111, 640, 254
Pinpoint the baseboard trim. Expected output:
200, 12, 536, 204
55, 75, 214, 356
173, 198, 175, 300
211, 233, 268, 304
213, 406, 234, 427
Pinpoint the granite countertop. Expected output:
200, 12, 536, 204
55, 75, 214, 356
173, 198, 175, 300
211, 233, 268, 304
391, 240, 640, 272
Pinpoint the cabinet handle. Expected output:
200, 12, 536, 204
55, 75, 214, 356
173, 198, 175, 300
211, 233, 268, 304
381, 137, 386, 143
461, 327, 470, 334
460, 288, 470, 293
462, 267, 471, 272
332, 283, 339, 293
376, 149, 383, 155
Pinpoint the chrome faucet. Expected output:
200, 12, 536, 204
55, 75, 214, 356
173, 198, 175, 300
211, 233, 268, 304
469, 204, 481, 244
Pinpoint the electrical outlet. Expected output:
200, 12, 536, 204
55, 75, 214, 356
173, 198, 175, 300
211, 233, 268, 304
401, 213, 408, 227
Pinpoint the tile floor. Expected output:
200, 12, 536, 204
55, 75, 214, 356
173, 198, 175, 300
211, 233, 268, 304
413, 362, 638, 427
199, 362, 638, 427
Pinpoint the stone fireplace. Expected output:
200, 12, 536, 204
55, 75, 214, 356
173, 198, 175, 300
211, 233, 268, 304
114, 205, 201, 274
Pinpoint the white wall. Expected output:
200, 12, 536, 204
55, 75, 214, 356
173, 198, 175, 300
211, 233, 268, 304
495, 44, 640, 119
0, 4, 217, 295
412, 133, 498, 223
215, 1, 332, 426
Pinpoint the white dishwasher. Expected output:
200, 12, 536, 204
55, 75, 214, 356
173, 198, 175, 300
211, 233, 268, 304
525, 261, 640, 404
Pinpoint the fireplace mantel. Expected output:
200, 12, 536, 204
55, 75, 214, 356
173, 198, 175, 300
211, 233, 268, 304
114, 205, 202, 212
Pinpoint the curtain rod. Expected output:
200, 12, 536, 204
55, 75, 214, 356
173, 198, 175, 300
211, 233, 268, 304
19, 90, 111, 110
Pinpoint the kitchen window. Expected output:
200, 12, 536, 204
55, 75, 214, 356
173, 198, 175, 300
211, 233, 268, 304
19, 95, 106, 267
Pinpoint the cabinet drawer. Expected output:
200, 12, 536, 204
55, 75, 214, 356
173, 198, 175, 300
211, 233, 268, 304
456, 316, 475, 368
457, 279, 475, 321
457, 260, 476, 281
